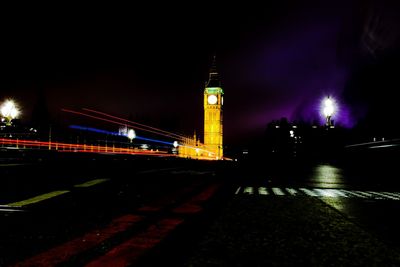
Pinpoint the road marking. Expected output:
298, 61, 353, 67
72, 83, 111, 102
382, 191, 400, 199
235, 187, 241, 194
341, 190, 367, 198
5, 190, 70, 207
86, 218, 184, 267
300, 188, 319, 197
285, 188, 298, 196
385, 192, 400, 197
243, 187, 254, 195
0, 208, 24, 212
74, 178, 109, 188
258, 187, 269, 195
379, 192, 400, 200
354, 191, 374, 198
328, 189, 348, 197
13, 215, 144, 267
367, 191, 400, 200
314, 189, 337, 197
272, 187, 285, 196
236, 187, 400, 201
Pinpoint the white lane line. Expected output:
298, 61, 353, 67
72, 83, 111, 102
384, 192, 400, 198
0, 205, 25, 212
243, 187, 254, 195
285, 188, 298, 196
74, 178, 109, 188
381, 192, 400, 199
235, 187, 241, 195
341, 190, 367, 198
271, 188, 285, 196
258, 187, 269, 195
368, 191, 400, 200
300, 188, 319, 197
328, 189, 349, 197
0, 208, 24, 212
354, 191, 374, 198
314, 189, 338, 197
237, 185, 400, 201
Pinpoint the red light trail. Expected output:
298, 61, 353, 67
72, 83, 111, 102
61, 108, 225, 160
60, 108, 228, 160
0, 138, 174, 157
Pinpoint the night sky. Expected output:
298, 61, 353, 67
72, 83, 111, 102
2, 1, 400, 146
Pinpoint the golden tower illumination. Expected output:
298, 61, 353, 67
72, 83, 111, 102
204, 56, 223, 159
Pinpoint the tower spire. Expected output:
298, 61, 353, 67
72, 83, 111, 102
206, 55, 221, 88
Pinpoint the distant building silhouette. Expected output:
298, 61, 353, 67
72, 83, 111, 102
263, 118, 348, 162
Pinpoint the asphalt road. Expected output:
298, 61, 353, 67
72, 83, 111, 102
234, 156, 400, 254
1, 149, 400, 266
0, 153, 234, 266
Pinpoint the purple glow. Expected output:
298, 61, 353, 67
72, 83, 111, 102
291, 93, 355, 128
224, 7, 360, 134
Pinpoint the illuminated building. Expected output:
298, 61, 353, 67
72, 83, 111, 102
204, 56, 223, 159
178, 133, 201, 159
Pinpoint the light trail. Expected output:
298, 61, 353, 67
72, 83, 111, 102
62, 108, 220, 160
83, 108, 186, 140
70, 125, 121, 136
0, 138, 175, 157
70, 125, 175, 146
63, 109, 185, 141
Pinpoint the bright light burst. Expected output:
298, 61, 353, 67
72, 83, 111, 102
1, 100, 20, 120
321, 97, 337, 118
320, 96, 338, 127
127, 129, 136, 140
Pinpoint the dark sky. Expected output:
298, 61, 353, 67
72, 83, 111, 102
2, 1, 400, 146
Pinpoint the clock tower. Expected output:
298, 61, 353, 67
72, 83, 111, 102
204, 56, 223, 159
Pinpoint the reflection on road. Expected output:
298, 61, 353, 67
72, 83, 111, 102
308, 164, 344, 188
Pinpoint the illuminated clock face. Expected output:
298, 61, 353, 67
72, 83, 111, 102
207, 95, 218, 105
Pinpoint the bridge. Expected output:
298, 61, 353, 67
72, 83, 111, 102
1, 107, 229, 161
345, 138, 400, 150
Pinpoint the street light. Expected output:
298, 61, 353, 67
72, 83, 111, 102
1, 99, 20, 126
322, 97, 335, 127
127, 129, 136, 142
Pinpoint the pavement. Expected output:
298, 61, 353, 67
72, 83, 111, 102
182, 194, 400, 267
3, 156, 400, 266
